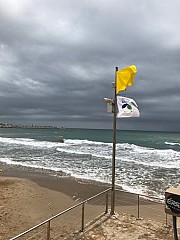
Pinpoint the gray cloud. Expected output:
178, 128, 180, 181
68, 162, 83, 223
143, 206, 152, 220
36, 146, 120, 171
0, 0, 180, 131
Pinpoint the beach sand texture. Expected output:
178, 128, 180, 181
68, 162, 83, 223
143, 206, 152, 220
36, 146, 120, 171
0, 167, 177, 240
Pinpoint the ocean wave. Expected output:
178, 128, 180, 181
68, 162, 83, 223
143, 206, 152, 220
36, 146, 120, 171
0, 157, 62, 172
165, 141, 180, 146
120, 157, 180, 169
56, 146, 112, 160
56, 140, 180, 168
0, 136, 63, 148
1, 136, 180, 168
65, 138, 111, 145
1, 136, 179, 153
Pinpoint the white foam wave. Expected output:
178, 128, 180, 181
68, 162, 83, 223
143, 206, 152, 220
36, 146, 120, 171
165, 141, 180, 146
0, 157, 61, 172
120, 157, 180, 169
0, 137, 63, 148
65, 139, 111, 145
1, 136, 180, 171
56, 147, 112, 160
118, 142, 177, 154
119, 184, 147, 196
119, 184, 163, 200
56, 147, 92, 156
57, 140, 180, 169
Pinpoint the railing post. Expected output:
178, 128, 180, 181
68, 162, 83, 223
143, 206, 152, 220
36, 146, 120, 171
47, 220, 50, 240
81, 202, 85, 232
105, 191, 109, 213
165, 213, 169, 228
173, 216, 178, 240
137, 194, 140, 220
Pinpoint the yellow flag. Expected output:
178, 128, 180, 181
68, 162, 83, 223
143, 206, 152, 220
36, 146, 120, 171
116, 65, 137, 94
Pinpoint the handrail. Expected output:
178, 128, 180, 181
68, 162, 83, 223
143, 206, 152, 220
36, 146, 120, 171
10, 188, 111, 240
10, 187, 167, 240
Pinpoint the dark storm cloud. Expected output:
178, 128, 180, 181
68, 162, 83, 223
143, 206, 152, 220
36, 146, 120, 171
0, 0, 180, 131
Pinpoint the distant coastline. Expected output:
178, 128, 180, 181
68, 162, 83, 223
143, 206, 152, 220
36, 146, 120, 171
0, 122, 63, 129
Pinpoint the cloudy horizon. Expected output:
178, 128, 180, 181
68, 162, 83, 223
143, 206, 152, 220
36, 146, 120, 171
0, 0, 180, 132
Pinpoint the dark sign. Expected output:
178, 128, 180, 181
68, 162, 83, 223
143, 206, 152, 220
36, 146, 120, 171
166, 194, 180, 214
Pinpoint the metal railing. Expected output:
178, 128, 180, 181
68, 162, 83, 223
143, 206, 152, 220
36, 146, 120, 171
10, 188, 111, 240
114, 189, 170, 226
10, 188, 171, 240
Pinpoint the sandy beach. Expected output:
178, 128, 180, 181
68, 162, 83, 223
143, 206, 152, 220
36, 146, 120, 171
0, 164, 110, 239
0, 164, 176, 239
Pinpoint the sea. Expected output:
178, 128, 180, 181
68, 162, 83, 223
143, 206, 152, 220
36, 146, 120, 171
0, 127, 180, 199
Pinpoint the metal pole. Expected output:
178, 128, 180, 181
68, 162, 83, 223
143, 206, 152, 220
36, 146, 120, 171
165, 213, 169, 228
105, 191, 109, 213
137, 194, 140, 220
173, 216, 179, 240
81, 202, 85, 232
110, 66, 118, 215
47, 220, 50, 240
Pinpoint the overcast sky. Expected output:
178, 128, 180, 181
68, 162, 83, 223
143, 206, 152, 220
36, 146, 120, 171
0, 0, 180, 131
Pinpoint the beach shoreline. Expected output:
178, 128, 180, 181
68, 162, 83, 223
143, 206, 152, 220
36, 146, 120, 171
0, 163, 111, 200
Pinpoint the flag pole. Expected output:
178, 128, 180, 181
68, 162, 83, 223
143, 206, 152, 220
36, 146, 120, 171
111, 66, 118, 215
